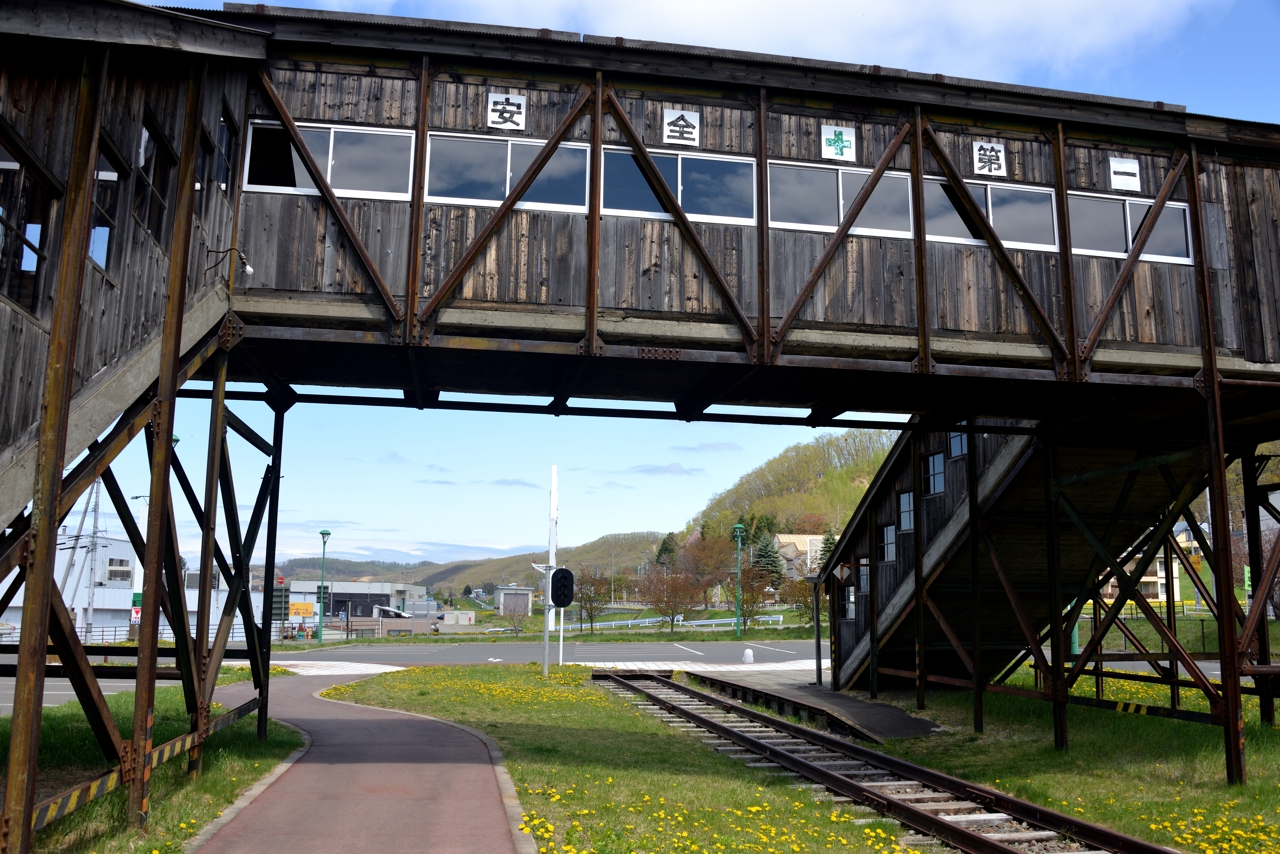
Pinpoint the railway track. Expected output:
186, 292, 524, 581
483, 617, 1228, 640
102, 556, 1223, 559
599, 672, 1176, 854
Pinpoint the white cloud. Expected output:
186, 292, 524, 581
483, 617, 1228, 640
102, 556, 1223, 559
306, 0, 1223, 85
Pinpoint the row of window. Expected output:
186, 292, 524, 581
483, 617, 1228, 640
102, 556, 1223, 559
0, 143, 47, 313
873, 435, 971, 565
243, 123, 1194, 264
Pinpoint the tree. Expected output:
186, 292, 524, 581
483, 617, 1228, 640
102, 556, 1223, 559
817, 527, 838, 569
575, 563, 611, 633
482, 581, 497, 595
655, 532, 680, 569
752, 536, 785, 587
738, 566, 771, 627
679, 534, 734, 610
640, 568, 701, 634
777, 577, 828, 625
463, 584, 473, 597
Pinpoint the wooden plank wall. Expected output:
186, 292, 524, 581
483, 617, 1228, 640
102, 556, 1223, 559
0, 47, 253, 473
234, 64, 1280, 363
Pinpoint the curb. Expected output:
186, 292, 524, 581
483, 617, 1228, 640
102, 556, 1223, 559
315, 687, 537, 854
186, 719, 312, 852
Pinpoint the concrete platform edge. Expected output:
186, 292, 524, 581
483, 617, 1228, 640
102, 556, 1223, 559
314, 688, 537, 854
187, 720, 312, 852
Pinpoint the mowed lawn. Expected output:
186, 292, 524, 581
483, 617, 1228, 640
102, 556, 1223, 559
869, 665, 1280, 853
323, 664, 909, 854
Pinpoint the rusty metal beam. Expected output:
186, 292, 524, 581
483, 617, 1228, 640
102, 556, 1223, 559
982, 532, 1052, 676
602, 89, 759, 353
912, 430, 926, 708
772, 120, 910, 359
417, 86, 593, 333
925, 597, 974, 674
910, 109, 931, 374
1052, 123, 1080, 380
966, 423, 983, 732
192, 349, 226, 772
1044, 440, 1067, 749
1242, 449, 1276, 724
404, 54, 430, 340
921, 122, 1069, 369
1079, 153, 1189, 365
755, 88, 771, 364
584, 73, 604, 356
258, 402, 289, 739
255, 67, 402, 322
129, 60, 203, 828
2, 48, 106, 854
47, 595, 124, 764
1189, 143, 1245, 784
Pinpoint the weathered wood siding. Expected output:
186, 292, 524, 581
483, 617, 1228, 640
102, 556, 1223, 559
0, 45, 250, 467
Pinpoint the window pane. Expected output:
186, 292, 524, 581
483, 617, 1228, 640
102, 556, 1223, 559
990, 186, 1055, 246
923, 181, 980, 239
510, 143, 588, 206
1129, 202, 1189, 258
680, 157, 754, 220
602, 150, 676, 213
88, 220, 110, 269
20, 223, 39, 271
1069, 195, 1126, 253
427, 136, 507, 201
769, 164, 838, 227
247, 126, 316, 191
331, 131, 412, 195
841, 171, 911, 233
298, 129, 330, 174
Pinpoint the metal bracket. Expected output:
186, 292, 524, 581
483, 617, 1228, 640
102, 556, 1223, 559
576, 335, 604, 357
217, 312, 245, 352
910, 356, 937, 375
1193, 369, 1207, 399
118, 741, 135, 784
638, 347, 680, 361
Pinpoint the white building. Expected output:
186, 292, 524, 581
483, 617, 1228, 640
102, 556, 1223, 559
287, 579, 431, 623
4, 532, 264, 643
493, 585, 534, 616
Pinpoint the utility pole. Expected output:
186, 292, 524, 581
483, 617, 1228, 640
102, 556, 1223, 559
86, 480, 101, 641
544, 465, 557, 678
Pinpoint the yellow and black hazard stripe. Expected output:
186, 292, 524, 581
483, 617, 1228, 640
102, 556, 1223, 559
31, 768, 119, 831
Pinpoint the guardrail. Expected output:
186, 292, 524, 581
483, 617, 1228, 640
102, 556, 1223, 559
573, 614, 785, 631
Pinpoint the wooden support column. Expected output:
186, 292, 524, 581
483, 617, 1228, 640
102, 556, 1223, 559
1243, 448, 1274, 724
755, 88, 771, 364
912, 430, 926, 709
1044, 439, 1067, 750
1188, 143, 1245, 784
1165, 539, 1180, 710
1093, 599, 1104, 699
584, 72, 603, 355
258, 400, 290, 739
967, 424, 983, 732
910, 106, 931, 374
2, 48, 105, 854
129, 62, 203, 827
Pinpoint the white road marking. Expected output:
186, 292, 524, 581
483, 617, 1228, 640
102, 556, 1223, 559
574, 659, 830, 673
743, 642, 797, 653
487, 658, 503, 662
671, 644, 704, 656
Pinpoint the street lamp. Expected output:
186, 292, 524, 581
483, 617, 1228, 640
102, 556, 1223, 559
732, 523, 746, 638
318, 529, 331, 643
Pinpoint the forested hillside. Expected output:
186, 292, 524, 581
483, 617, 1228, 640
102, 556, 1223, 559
694, 429, 897, 538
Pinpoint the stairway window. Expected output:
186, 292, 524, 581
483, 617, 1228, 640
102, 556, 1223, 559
898, 492, 914, 532
858, 557, 870, 593
926, 452, 945, 495
877, 525, 896, 563
948, 428, 968, 457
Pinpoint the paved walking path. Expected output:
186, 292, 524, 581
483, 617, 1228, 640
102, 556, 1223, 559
200, 675, 521, 854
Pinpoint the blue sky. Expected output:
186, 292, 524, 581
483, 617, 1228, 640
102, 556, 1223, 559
104, 0, 1279, 566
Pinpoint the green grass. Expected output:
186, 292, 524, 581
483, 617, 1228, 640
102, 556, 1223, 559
0, 679, 304, 853
865, 665, 1280, 853
323, 664, 911, 854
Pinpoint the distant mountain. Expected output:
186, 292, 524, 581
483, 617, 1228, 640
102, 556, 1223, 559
270, 556, 437, 583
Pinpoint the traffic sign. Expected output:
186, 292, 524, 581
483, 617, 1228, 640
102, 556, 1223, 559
550, 567, 574, 608
130, 607, 142, 625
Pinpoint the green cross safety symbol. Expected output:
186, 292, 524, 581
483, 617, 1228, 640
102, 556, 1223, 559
825, 129, 853, 157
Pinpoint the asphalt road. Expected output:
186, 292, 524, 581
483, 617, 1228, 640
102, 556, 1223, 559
279, 639, 828, 666
0, 678, 136, 717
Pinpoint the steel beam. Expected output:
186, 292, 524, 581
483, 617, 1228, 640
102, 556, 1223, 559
129, 61, 203, 827
1044, 440, 1067, 749
1242, 449, 1275, 724
583, 73, 603, 355
1052, 123, 1080, 380
2, 48, 106, 854
910, 109, 931, 374
258, 402, 289, 738
755, 87, 771, 364
404, 54, 430, 339
967, 423, 983, 732
912, 430, 926, 708
1188, 143, 1245, 784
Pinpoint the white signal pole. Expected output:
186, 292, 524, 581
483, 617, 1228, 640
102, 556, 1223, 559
543, 465, 557, 678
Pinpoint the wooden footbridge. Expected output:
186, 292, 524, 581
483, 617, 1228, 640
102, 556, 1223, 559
1, 1, 1279, 849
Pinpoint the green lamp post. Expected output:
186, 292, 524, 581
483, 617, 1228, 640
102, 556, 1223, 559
732, 523, 746, 638
318, 529, 331, 642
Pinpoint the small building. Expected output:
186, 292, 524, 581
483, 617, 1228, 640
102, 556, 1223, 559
288, 580, 429, 622
494, 585, 535, 616
774, 534, 826, 580
442, 611, 475, 625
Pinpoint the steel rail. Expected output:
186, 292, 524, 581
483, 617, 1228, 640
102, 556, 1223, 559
610, 673, 1175, 854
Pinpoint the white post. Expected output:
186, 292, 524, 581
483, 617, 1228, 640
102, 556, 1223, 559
558, 607, 564, 665
544, 465, 557, 678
